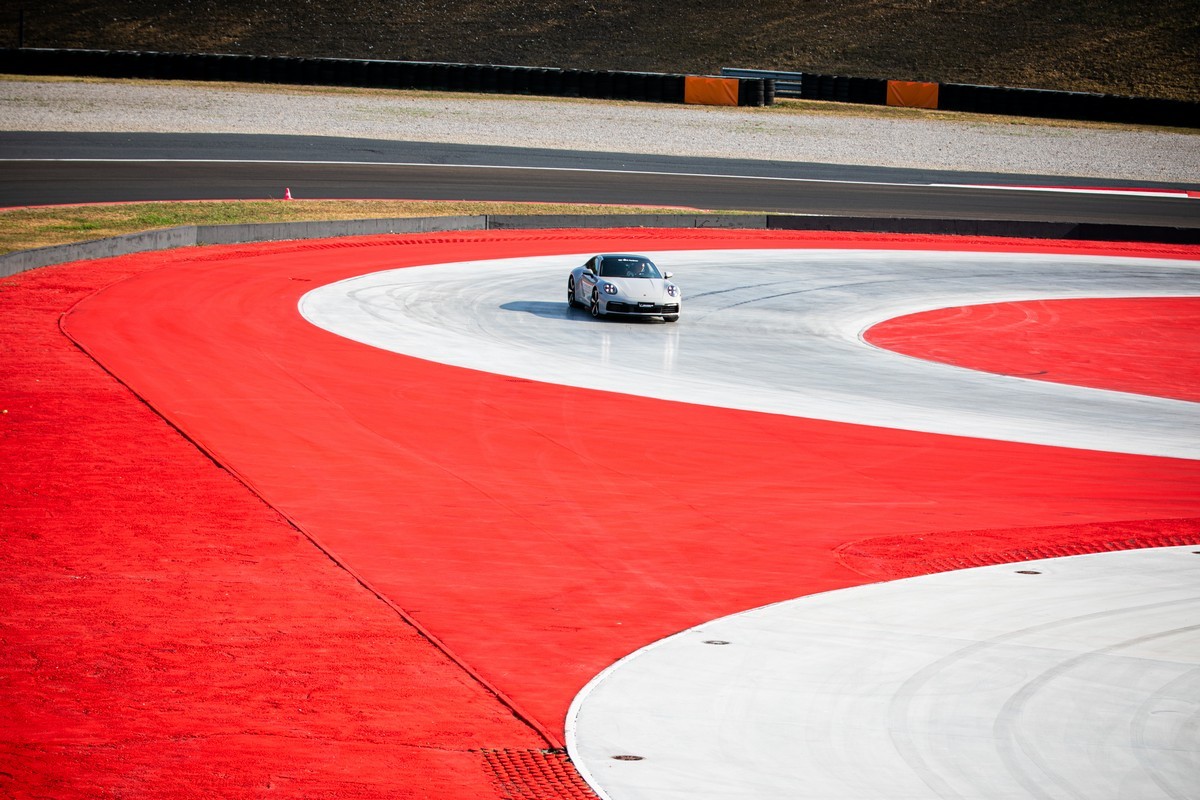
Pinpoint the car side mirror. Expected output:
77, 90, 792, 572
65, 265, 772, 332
664, 271, 673, 279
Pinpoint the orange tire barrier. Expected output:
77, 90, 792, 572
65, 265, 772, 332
887, 80, 940, 109
684, 76, 739, 106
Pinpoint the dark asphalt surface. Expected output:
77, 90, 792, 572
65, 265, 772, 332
2, 132, 1198, 228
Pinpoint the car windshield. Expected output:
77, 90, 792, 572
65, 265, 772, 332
599, 257, 661, 279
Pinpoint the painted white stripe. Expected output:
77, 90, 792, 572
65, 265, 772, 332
933, 182, 1195, 199
4, 158, 1193, 198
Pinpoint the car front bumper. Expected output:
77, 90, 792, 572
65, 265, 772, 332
601, 300, 680, 316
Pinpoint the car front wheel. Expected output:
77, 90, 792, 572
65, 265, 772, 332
568, 277, 580, 308
590, 289, 602, 318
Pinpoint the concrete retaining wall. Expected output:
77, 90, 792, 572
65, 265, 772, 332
4, 214, 1197, 279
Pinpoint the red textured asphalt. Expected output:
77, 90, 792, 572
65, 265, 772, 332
867, 297, 1200, 403
0, 254, 557, 800
4, 228, 1199, 798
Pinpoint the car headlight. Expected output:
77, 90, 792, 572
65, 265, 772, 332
666, 284, 679, 297
603, 283, 619, 295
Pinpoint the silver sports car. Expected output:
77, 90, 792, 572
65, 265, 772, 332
567, 254, 681, 321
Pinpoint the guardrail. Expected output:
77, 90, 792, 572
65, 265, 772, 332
5, 214, 1197, 279
0, 47, 774, 107
721, 68, 805, 98
721, 67, 1200, 128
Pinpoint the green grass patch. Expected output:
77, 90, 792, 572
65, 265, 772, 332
0, 199, 720, 255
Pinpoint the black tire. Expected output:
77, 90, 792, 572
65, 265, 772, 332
567, 277, 580, 308
590, 289, 602, 318
663, 314, 679, 322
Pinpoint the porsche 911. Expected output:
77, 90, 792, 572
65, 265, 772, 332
567, 254, 681, 321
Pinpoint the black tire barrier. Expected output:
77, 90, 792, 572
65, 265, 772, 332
938, 81, 1199, 128
590, 70, 612, 99
0, 48, 762, 108
735, 78, 774, 107
392, 61, 416, 90
577, 70, 602, 99
762, 79, 776, 106
718, 66, 1197, 128
428, 63, 450, 91
765, 215, 1200, 244
737, 78, 760, 107
158, 52, 181, 80
12, 44, 1197, 125
640, 72, 663, 103
177, 52, 207, 81
799, 74, 887, 106
540, 69, 564, 97
31, 45, 1192, 126
106, 50, 139, 79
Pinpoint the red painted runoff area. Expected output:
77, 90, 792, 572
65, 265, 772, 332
0, 254, 552, 800
867, 297, 1200, 402
4, 228, 1199, 798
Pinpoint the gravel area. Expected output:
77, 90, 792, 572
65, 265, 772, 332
2, 79, 1199, 183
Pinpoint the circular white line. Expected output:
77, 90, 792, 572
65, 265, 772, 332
565, 547, 1200, 800
299, 248, 1200, 459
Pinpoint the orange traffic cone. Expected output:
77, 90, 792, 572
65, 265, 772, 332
284, 187, 293, 200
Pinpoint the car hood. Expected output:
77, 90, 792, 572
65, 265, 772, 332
603, 277, 672, 299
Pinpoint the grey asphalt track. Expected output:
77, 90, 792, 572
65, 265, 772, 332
2, 133, 1198, 230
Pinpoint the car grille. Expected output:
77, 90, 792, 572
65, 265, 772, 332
607, 302, 679, 314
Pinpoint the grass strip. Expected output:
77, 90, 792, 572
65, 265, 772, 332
0, 199, 723, 255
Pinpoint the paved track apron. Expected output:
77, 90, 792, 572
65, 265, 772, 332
62, 229, 1200, 745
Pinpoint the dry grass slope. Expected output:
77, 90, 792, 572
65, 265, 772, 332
0, 0, 1196, 101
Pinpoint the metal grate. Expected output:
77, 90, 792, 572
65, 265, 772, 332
481, 748, 599, 800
